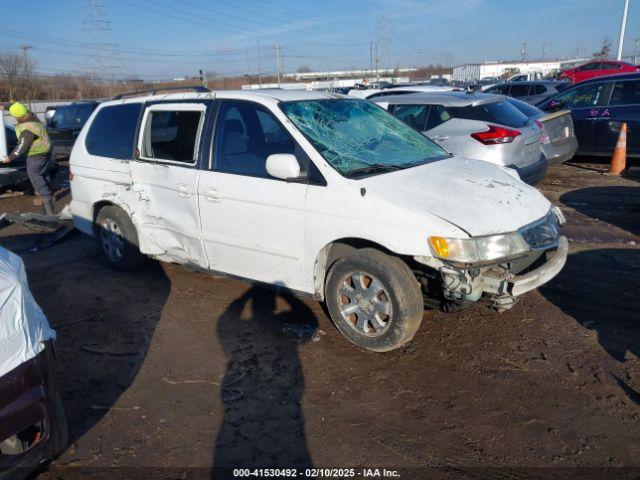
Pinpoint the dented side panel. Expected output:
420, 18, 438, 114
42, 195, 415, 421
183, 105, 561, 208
129, 161, 207, 267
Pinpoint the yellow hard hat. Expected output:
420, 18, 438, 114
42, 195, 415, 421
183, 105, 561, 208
9, 102, 29, 119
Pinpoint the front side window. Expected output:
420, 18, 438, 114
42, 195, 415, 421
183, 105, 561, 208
555, 83, 606, 108
214, 101, 297, 178
280, 99, 448, 176
141, 109, 203, 164
610, 80, 640, 106
486, 85, 509, 95
85, 103, 142, 159
391, 105, 429, 130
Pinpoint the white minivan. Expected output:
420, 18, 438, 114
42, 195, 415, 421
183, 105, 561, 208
69, 89, 568, 352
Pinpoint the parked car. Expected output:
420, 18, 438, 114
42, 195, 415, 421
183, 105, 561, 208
374, 91, 548, 185
559, 60, 638, 84
537, 72, 640, 158
483, 81, 570, 104
348, 84, 456, 100
0, 247, 67, 479
506, 97, 578, 165
46, 101, 99, 159
70, 89, 567, 352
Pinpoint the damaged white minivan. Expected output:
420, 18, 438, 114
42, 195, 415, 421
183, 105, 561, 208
69, 89, 568, 351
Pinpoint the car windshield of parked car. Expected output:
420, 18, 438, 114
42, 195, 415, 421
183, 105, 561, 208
280, 99, 448, 176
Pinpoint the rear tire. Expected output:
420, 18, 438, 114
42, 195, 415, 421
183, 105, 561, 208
95, 206, 144, 270
325, 248, 423, 352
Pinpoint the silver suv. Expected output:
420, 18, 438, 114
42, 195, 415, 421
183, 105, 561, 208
375, 92, 548, 186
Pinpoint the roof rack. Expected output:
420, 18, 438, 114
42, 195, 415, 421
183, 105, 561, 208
112, 85, 211, 100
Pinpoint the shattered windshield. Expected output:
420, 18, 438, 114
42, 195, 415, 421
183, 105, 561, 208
280, 99, 448, 177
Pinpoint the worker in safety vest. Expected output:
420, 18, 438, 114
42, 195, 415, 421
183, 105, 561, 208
0, 102, 55, 215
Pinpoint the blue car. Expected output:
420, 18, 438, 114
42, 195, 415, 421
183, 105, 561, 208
537, 72, 640, 159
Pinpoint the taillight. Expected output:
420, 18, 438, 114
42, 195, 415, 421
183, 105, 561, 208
535, 120, 551, 145
471, 125, 521, 145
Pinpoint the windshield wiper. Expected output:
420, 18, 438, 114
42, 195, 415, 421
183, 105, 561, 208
346, 163, 403, 178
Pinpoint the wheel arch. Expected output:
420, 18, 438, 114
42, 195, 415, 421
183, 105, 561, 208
313, 238, 396, 301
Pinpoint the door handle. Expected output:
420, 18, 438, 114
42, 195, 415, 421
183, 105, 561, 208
431, 135, 449, 141
204, 187, 222, 203
177, 183, 191, 198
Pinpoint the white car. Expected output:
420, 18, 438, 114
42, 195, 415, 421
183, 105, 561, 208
347, 84, 457, 100
69, 88, 568, 352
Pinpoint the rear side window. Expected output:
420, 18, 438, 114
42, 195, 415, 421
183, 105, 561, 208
603, 62, 623, 70
425, 105, 453, 130
141, 109, 204, 164
449, 101, 529, 128
391, 105, 429, 130
85, 103, 142, 159
533, 84, 547, 95
609, 80, 640, 106
508, 84, 531, 97
579, 62, 601, 71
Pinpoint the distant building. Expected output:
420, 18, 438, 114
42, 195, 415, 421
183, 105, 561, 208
173, 76, 186, 82
284, 68, 417, 81
453, 59, 590, 82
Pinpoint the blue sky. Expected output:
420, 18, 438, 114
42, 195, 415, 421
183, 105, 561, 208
2, 0, 639, 80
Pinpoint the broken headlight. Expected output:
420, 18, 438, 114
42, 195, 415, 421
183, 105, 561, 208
429, 233, 529, 265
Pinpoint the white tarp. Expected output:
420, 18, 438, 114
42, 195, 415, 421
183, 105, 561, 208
0, 246, 55, 378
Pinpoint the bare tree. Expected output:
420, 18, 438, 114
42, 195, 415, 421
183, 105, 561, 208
296, 65, 312, 73
593, 36, 612, 59
0, 52, 23, 101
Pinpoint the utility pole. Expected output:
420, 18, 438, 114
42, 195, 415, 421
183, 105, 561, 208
521, 42, 527, 62
616, 0, 630, 60
245, 47, 250, 78
19, 44, 32, 79
257, 40, 262, 86
370, 41, 373, 75
374, 42, 379, 78
274, 44, 282, 86
634, 37, 640, 64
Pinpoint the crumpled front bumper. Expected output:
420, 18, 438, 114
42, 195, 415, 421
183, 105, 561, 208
481, 236, 568, 303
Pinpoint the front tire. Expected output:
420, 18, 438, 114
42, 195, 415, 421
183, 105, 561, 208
94, 206, 144, 270
325, 248, 423, 352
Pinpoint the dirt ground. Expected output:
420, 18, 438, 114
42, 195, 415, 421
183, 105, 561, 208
1, 160, 639, 479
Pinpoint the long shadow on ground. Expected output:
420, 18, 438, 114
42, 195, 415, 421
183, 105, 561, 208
213, 286, 318, 478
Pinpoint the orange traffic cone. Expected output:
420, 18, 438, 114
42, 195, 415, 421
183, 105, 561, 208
607, 122, 627, 175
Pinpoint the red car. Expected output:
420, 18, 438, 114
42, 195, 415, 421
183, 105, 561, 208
560, 60, 639, 83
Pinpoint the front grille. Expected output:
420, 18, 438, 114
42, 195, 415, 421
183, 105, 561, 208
519, 212, 560, 250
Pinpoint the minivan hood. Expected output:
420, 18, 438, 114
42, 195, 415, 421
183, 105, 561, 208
362, 157, 551, 237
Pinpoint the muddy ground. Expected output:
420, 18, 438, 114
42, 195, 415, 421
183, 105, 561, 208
1, 160, 639, 479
